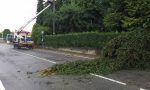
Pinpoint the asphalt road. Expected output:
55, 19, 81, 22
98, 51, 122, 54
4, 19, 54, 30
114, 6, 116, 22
0, 43, 145, 90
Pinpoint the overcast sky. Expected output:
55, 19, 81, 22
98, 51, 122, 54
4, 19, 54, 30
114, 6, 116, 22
0, 0, 37, 32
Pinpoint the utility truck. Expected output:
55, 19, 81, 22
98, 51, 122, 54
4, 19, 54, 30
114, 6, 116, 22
13, 0, 53, 49
13, 31, 34, 49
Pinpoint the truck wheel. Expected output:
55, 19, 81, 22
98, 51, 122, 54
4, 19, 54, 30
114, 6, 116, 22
28, 46, 33, 49
14, 44, 17, 49
14, 45, 16, 48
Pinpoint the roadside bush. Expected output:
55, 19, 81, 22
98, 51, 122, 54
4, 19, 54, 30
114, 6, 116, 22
102, 30, 150, 69
32, 23, 50, 45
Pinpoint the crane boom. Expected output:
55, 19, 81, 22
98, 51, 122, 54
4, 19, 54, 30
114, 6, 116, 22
12, 0, 53, 49
18, 1, 52, 32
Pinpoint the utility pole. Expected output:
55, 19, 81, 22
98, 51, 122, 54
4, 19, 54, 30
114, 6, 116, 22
52, 0, 56, 35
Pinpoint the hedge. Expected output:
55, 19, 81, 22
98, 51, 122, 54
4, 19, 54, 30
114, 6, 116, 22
40, 30, 150, 75
43, 32, 121, 51
102, 30, 150, 69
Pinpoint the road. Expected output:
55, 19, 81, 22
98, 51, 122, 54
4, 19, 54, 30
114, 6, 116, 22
0, 43, 146, 90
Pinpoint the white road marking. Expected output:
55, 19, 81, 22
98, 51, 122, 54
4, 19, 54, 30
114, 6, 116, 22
0, 80, 5, 90
14, 50, 56, 64
90, 73, 127, 85
91, 73, 148, 90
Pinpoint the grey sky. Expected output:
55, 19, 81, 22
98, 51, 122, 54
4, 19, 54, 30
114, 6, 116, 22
0, 0, 37, 32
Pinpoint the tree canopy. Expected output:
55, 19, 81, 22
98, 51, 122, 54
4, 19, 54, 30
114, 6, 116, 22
3, 29, 10, 39
0, 33, 2, 38
34, 0, 150, 34
36, 0, 44, 25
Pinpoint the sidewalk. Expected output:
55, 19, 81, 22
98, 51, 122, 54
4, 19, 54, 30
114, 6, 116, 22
35, 48, 98, 59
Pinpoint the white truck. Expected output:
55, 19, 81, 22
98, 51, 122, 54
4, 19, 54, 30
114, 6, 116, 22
13, 0, 53, 49
13, 31, 34, 49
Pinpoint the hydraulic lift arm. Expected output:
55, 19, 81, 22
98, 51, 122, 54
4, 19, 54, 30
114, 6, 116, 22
18, 0, 53, 32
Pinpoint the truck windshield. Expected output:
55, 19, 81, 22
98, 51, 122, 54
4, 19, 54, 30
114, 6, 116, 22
26, 38, 32, 41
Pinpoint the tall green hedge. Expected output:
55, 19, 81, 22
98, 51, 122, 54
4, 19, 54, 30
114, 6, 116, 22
102, 30, 150, 69
43, 32, 121, 51
42, 30, 150, 76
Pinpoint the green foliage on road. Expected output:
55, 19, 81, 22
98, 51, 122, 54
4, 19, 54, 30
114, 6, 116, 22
43, 59, 121, 75
42, 59, 119, 75
43, 32, 121, 52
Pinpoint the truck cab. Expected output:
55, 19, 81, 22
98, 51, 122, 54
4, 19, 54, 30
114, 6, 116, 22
13, 31, 34, 49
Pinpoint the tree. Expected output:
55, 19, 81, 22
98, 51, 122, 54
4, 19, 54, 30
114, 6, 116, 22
57, 2, 82, 33
77, 0, 105, 31
39, 0, 107, 33
104, 0, 126, 32
31, 23, 50, 44
3, 29, 10, 39
123, 0, 150, 31
0, 33, 2, 38
104, 0, 150, 32
36, 0, 150, 33
36, 0, 44, 25
42, 5, 54, 27
43, 1, 83, 33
